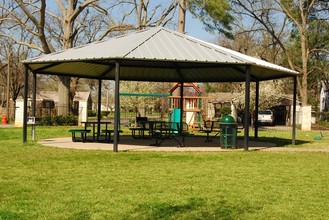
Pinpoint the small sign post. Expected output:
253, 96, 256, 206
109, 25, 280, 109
27, 117, 36, 141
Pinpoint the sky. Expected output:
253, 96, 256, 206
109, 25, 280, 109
185, 12, 218, 43
46, 1, 217, 44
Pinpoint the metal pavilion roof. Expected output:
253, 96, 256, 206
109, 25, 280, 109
22, 26, 299, 151
23, 26, 298, 82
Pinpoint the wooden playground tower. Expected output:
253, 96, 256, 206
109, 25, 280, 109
168, 82, 207, 130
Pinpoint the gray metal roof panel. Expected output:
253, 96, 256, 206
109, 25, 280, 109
23, 27, 299, 82
23, 27, 247, 64
125, 28, 243, 63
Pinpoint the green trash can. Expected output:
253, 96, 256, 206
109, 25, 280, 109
220, 115, 238, 148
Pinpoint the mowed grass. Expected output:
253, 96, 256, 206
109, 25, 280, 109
0, 127, 328, 219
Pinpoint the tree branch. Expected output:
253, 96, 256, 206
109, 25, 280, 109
69, 0, 98, 22
0, 33, 43, 52
96, 25, 136, 41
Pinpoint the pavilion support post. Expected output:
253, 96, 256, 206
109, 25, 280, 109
113, 62, 120, 152
97, 79, 102, 140
23, 65, 29, 143
254, 81, 259, 139
292, 76, 297, 145
179, 81, 184, 134
31, 72, 37, 141
244, 66, 251, 151
32, 73, 37, 117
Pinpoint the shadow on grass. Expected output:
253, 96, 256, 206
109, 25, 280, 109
247, 136, 309, 147
69, 210, 91, 220
133, 197, 262, 219
0, 210, 26, 220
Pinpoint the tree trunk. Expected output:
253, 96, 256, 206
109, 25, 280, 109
300, 11, 309, 105
178, 0, 186, 33
57, 2, 75, 116
58, 76, 70, 116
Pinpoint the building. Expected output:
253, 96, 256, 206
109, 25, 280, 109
15, 91, 92, 126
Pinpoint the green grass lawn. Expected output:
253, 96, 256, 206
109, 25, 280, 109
0, 126, 328, 219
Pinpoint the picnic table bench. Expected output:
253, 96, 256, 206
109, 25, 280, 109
102, 129, 123, 142
81, 121, 112, 141
199, 120, 221, 142
69, 129, 91, 142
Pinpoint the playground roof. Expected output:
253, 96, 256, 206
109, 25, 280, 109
22, 26, 298, 82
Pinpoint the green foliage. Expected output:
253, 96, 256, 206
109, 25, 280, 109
188, 0, 234, 38
40, 115, 78, 126
40, 116, 52, 125
88, 110, 97, 117
101, 111, 111, 118
322, 112, 329, 122
120, 81, 170, 116
314, 121, 329, 130
203, 82, 239, 93
220, 105, 231, 115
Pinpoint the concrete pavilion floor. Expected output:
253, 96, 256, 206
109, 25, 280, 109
38, 135, 288, 152
38, 135, 329, 152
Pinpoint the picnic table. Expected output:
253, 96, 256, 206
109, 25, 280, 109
102, 129, 123, 142
80, 121, 113, 142
150, 121, 190, 147
129, 120, 159, 139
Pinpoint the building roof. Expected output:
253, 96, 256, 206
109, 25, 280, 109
23, 27, 298, 82
36, 91, 91, 102
207, 92, 238, 103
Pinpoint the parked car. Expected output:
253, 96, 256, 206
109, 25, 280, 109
258, 110, 274, 125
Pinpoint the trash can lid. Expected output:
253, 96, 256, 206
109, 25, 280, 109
220, 115, 235, 124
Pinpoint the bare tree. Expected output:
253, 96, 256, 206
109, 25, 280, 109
231, 0, 329, 105
0, 0, 179, 116
0, 42, 29, 118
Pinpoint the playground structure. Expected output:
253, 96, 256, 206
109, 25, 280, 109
168, 82, 207, 130
118, 82, 208, 129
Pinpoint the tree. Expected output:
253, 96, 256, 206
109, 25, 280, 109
0, 5, 36, 118
178, 0, 186, 33
199, 10, 298, 114
120, 81, 172, 118
0, 0, 179, 116
231, 0, 329, 105
187, 0, 234, 38
0, 0, 101, 115
307, 19, 329, 109
0, 42, 29, 119
175, 0, 234, 101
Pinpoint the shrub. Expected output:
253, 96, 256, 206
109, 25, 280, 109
220, 106, 231, 116
101, 111, 111, 118
40, 116, 52, 125
40, 115, 78, 126
88, 111, 97, 117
